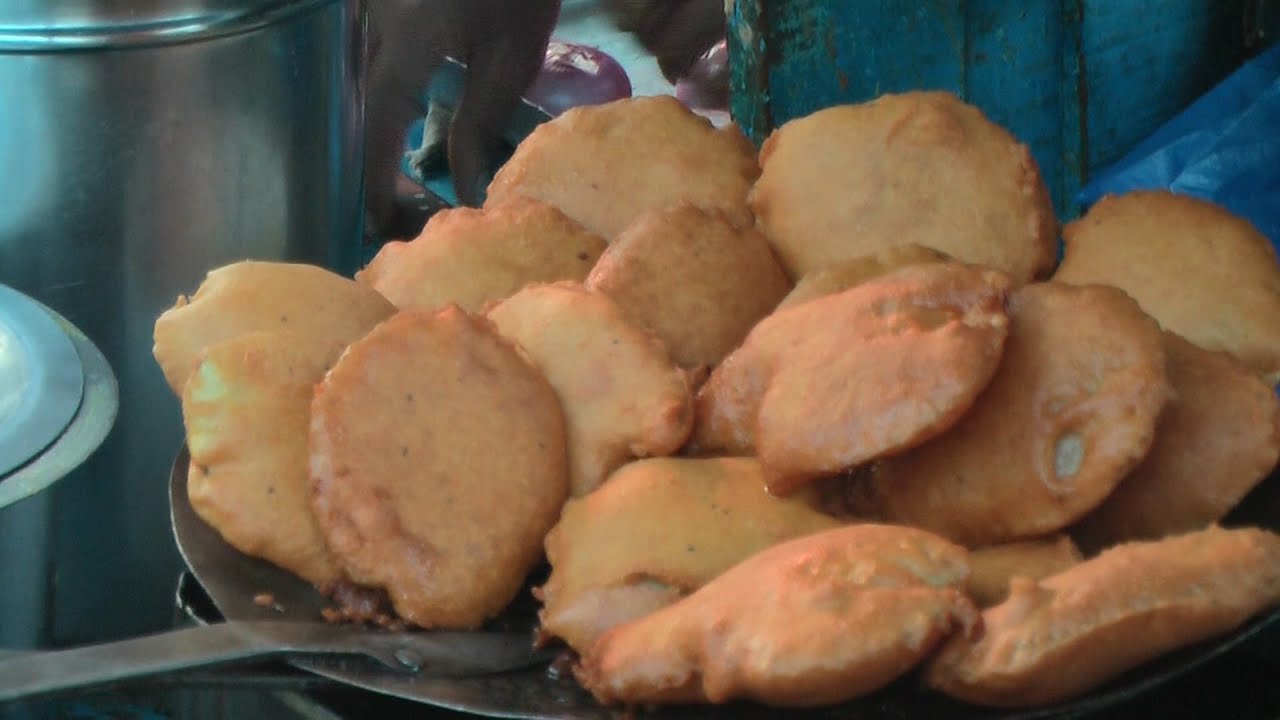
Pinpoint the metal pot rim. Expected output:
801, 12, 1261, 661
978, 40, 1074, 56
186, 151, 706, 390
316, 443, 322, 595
0, 0, 337, 53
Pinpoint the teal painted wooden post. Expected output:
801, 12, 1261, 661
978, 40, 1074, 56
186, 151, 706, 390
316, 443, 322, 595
728, 0, 1248, 219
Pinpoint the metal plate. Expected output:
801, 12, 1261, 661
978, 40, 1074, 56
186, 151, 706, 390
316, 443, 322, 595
0, 284, 84, 478
0, 289, 118, 509
169, 445, 1280, 720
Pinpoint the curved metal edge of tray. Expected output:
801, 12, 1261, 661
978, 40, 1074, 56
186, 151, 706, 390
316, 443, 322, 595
0, 283, 85, 478
0, 309, 119, 510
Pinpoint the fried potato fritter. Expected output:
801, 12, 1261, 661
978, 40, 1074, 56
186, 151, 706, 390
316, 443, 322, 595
485, 95, 760, 239
355, 197, 607, 313
750, 92, 1057, 283
1072, 331, 1280, 552
575, 524, 977, 707
967, 535, 1082, 608
487, 282, 693, 497
1054, 190, 1280, 384
925, 526, 1280, 707
854, 282, 1171, 547
536, 457, 840, 654
308, 307, 568, 629
586, 204, 792, 370
777, 244, 953, 311
153, 261, 395, 394
691, 262, 1012, 494
157, 88, 1280, 715
182, 330, 346, 588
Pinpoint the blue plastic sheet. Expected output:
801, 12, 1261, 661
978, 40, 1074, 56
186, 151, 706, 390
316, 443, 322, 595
1078, 41, 1280, 253
1080, 42, 1280, 393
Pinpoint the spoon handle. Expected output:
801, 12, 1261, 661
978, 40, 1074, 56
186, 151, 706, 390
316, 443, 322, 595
0, 622, 350, 703
0, 620, 553, 704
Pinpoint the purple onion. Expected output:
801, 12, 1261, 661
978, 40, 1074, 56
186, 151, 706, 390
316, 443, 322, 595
526, 41, 633, 117
675, 39, 729, 111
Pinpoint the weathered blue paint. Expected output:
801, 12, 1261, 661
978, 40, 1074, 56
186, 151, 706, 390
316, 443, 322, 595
728, 0, 1249, 219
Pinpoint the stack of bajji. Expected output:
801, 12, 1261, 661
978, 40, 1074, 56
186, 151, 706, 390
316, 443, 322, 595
152, 92, 1280, 711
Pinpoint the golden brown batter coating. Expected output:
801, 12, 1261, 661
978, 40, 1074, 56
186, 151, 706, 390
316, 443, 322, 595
853, 282, 1171, 547
308, 307, 568, 629
750, 91, 1057, 283
485, 95, 760, 239
183, 330, 346, 588
487, 282, 693, 497
153, 261, 395, 395
585, 204, 791, 371
575, 524, 978, 707
777, 244, 952, 311
925, 525, 1280, 708
967, 535, 1082, 608
536, 457, 840, 654
690, 262, 1012, 495
1072, 331, 1280, 552
355, 196, 606, 313
1054, 190, 1280, 384
685, 335, 770, 457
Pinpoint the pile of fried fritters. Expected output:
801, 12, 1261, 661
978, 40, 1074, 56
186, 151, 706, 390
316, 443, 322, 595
152, 92, 1280, 711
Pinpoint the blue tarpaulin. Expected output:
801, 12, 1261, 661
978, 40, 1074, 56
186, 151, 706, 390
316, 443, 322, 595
1079, 41, 1280, 253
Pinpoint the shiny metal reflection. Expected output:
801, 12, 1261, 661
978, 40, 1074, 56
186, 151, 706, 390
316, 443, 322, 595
0, 0, 365, 646
0, 284, 85, 478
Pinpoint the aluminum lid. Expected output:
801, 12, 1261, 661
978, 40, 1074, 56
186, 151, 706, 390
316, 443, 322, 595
0, 284, 85, 478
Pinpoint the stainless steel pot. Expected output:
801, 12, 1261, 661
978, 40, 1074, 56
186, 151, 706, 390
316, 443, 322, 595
0, 284, 118, 650
0, 0, 365, 647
